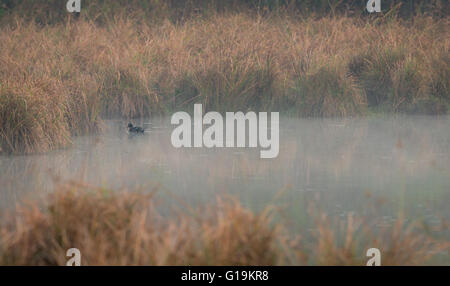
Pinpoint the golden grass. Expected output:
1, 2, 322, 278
0, 183, 448, 266
0, 13, 449, 153
0, 79, 70, 153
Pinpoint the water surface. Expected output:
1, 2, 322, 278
1, 116, 449, 245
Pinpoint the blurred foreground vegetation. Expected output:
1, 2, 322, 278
0, 183, 448, 265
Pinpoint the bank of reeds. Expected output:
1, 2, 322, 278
0, 13, 449, 153
1, 1, 447, 25
0, 183, 448, 265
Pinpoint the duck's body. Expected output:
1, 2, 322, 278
127, 123, 145, 134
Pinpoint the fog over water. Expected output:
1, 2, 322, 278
1, 115, 449, 239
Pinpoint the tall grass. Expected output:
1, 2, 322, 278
0, 12, 449, 153
0, 183, 279, 266
0, 183, 448, 265
292, 63, 366, 117
1, 1, 447, 25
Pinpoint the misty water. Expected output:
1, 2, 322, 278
1, 115, 449, 247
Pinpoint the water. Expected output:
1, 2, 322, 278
1, 115, 449, 240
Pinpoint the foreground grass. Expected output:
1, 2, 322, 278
0, 183, 448, 265
0, 12, 449, 154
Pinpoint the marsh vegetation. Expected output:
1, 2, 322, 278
0, 1, 448, 153
0, 182, 448, 266
0, 1, 448, 266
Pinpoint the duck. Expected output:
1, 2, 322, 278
127, 122, 145, 134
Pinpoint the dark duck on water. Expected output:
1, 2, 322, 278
127, 122, 145, 134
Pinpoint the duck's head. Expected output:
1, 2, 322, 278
127, 122, 133, 128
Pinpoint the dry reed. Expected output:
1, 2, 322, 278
0, 183, 447, 265
0, 11, 448, 153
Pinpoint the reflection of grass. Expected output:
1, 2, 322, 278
0, 182, 447, 265
0, 11, 449, 154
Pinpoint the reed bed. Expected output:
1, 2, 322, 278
0, 183, 448, 266
0, 11, 449, 153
